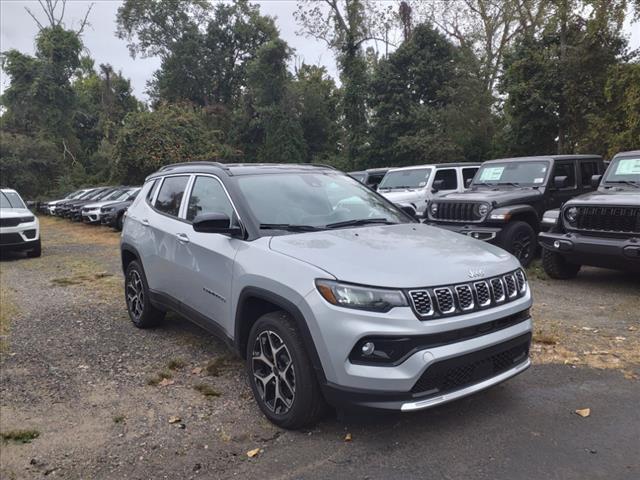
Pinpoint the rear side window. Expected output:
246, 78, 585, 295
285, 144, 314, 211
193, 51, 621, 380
462, 167, 478, 187
146, 179, 159, 204
154, 176, 189, 217
579, 161, 599, 186
552, 162, 576, 188
186, 176, 234, 221
434, 169, 458, 190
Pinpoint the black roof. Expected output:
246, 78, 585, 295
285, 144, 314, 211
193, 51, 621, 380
483, 154, 601, 164
151, 162, 339, 178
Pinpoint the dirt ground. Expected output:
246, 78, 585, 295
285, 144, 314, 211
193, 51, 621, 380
1, 216, 638, 479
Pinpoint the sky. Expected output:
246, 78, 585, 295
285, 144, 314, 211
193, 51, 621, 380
1, 0, 639, 103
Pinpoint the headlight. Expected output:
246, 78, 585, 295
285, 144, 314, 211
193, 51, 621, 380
102, 207, 114, 213
564, 207, 578, 224
430, 203, 438, 216
315, 280, 408, 312
475, 203, 489, 218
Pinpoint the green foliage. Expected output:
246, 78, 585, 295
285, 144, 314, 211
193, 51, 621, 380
113, 103, 223, 184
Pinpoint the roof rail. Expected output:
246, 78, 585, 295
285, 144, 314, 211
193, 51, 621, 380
299, 163, 338, 170
158, 161, 229, 172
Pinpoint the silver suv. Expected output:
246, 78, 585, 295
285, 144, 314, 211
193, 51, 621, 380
121, 162, 533, 429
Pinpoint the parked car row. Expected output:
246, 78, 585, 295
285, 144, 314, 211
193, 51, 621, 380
39, 185, 140, 230
350, 151, 639, 274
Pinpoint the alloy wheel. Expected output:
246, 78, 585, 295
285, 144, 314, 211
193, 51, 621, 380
252, 330, 296, 414
512, 232, 532, 262
126, 269, 144, 321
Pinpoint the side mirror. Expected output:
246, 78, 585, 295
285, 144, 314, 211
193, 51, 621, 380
432, 179, 445, 193
395, 203, 417, 219
554, 175, 568, 189
591, 174, 602, 188
465, 178, 473, 188
192, 212, 242, 236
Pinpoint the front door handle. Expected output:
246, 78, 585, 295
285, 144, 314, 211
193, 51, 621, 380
141, 218, 150, 227
176, 233, 190, 244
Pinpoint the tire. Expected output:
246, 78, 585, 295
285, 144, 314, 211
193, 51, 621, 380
116, 213, 124, 231
246, 311, 326, 429
542, 248, 581, 279
26, 239, 41, 258
497, 221, 536, 267
124, 260, 165, 328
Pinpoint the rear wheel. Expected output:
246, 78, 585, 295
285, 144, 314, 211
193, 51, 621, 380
498, 221, 536, 267
246, 311, 326, 429
542, 248, 581, 279
26, 238, 41, 258
125, 260, 165, 328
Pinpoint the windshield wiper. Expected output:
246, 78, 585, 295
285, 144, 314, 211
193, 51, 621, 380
496, 182, 521, 187
604, 180, 640, 189
259, 223, 323, 232
471, 182, 494, 188
325, 218, 397, 229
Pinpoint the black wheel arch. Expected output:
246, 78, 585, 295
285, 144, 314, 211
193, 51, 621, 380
235, 287, 327, 384
499, 204, 541, 231
120, 242, 142, 274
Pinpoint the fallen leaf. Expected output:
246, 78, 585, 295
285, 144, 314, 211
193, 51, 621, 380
158, 378, 175, 387
628, 326, 637, 331
192, 367, 203, 375
247, 448, 261, 458
344, 433, 352, 442
614, 336, 626, 341
575, 408, 590, 418
168, 416, 181, 424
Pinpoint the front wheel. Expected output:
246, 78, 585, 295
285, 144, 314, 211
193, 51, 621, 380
542, 248, 581, 279
498, 221, 536, 267
246, 311, 326, 429
116, 213, 124, 231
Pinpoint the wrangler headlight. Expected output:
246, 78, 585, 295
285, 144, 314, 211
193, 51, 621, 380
564, 207, 578, 224
315, 280, 408, 312
429, 203, 438, 216
475, 203, 489, 218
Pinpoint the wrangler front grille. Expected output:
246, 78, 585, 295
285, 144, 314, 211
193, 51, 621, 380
431, 202, 482, 222
572, 206, 640, 234
408, 269, 528, 319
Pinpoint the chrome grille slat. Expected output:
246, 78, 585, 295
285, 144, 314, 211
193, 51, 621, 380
474, 281, 491, 307
503, 274, 517, 298
409, 290, 434, 316
434, 288, 455, 314
455, 285, 474, 311
490, 278, 505, 303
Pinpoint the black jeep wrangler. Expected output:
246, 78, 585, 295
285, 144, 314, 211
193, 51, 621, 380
425, 155, 604, 266
538, 150, 640, 277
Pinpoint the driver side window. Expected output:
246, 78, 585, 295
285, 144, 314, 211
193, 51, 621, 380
186, 176, 234, 222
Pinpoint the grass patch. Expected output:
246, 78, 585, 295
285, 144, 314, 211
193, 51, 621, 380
0, 277, 19, 353
193, 383, 221, 398
204, 355, 234, 377
1, 429, 40, 444
146, 370, 173, 386
533, 331, 559, 345
50, 272, 113, 287
113, 414, 126, 424
167, 358, 186, 370
526, 260, 548, 281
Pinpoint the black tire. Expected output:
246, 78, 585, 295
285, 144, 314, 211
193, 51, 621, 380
541, 248, 581, 279
26, 239, 41, 258
498, 221, 536, 267
116, 213, 124, 231
124, 260, 165, 328
246, 311, 326, 429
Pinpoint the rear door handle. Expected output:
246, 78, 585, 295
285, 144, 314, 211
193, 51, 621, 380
176, 233, 190, 244
141, 218, 150, 227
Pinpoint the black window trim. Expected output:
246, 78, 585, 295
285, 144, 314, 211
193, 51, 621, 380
150, 174, 193, 222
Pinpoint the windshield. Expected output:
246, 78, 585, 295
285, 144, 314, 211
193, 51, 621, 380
236, 173, 408, 229
378, 168, 432, 190
91, 189, 114, 201
103, 189, 127, 201
1, 191, 26, 209
472, 161, 550, 187
603, 157, 640, 184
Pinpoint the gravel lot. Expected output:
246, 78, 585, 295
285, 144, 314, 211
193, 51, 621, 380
1, 217, 639, 479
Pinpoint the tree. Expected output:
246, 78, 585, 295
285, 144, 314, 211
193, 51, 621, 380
295, 0, 397, 167
149, 0, 278, 108
113, 103, 223, 184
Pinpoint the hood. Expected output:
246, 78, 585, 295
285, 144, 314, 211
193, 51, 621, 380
84, 200, 119, 209
566, 189, 640, 207
0, 207, 33, 219
379, 190, 428, 209
269, 223, 518, 287
436, 188, 543, 206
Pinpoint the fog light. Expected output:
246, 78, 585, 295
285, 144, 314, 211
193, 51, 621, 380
361, 342, 375, 356
553, 240, 560, 249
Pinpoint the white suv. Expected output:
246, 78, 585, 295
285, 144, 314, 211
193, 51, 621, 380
378, 163, 480, 217
0, 188, 41, 257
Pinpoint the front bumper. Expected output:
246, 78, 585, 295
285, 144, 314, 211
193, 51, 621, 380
424, 222, 503, 242
0, 222, 40, 250
301, 287, 533, 411
539, 231, 640, 271
82, 211, 102, 223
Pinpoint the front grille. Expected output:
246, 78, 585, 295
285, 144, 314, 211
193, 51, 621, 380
572, 206, 640, 234
408, 269, 528, 319
411, 333, 531, 394
0, 216, 34, 227
0, 233, 24, 245
431, 202, 482, 222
